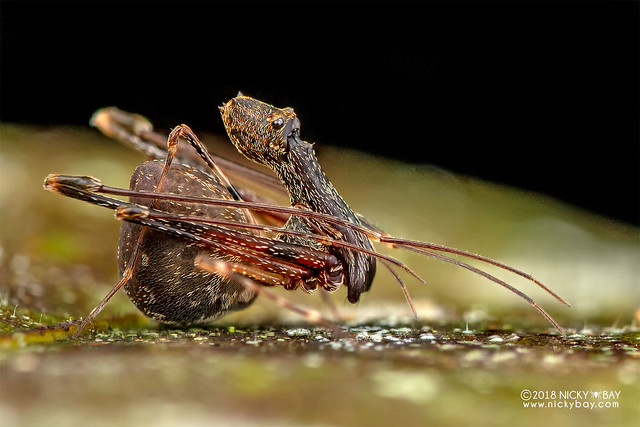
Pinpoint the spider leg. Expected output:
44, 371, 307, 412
358, 213, 569, 306
72, 257, 135, 339
90, 107, 163, 159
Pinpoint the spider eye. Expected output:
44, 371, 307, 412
271, 118, 284, 129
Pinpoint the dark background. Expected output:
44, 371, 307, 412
2, 1, 638, 225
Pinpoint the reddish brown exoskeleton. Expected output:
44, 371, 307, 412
44, 95, 570, 338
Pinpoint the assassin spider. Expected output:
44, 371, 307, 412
44, 95, 570, 337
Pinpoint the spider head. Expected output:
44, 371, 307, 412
220, 95, 300, 166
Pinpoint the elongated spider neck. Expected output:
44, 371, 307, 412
273, 137, 357, 223
270, 134, 377, 303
